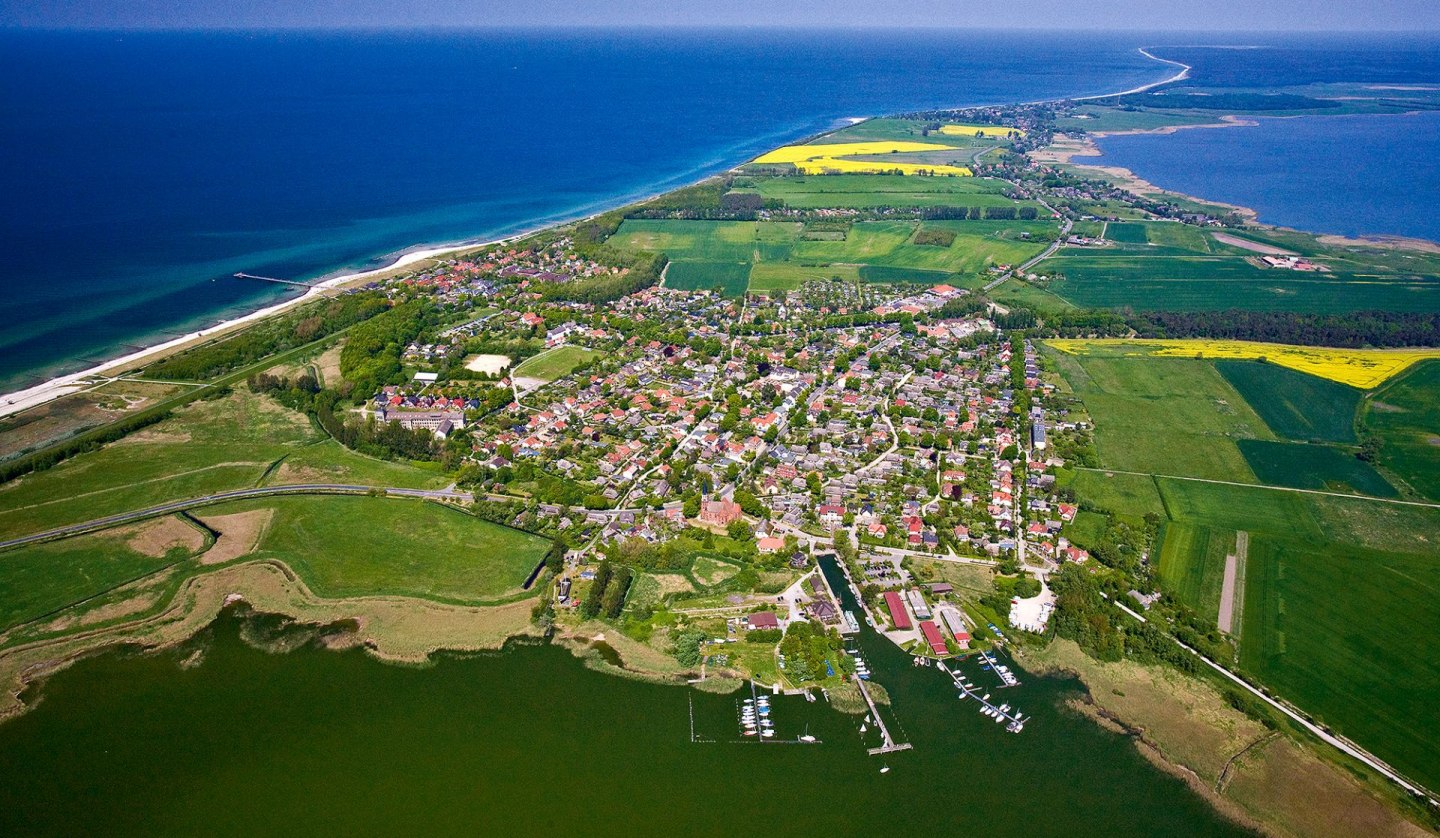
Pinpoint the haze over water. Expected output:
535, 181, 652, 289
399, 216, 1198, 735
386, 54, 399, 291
0, 29, 1172, 391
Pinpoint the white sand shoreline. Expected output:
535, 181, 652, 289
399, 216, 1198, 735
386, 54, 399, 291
0, 239, 506, 420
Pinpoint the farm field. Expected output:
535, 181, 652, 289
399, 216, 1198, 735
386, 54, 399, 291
1048, 351, 1268, 482
1236, 439, 1397, 497
1046, 253, 1440, 313
1049, 338, 1440, 389
1363, 359, 1440, 501
1215, 360, 1361, 443
512, 345, 602, 382
1238, 535, 1440, 794
612, 215, 1055, 291
1155, 521, 1234, 621
753, 141, 973, 176
218, 495, 548, 604
751, 174, 1037, 210
664, 261, 751, 296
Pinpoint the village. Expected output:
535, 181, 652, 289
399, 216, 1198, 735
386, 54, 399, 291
347, 240, 1123, 695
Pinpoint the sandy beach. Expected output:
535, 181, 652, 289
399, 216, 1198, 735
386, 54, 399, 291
0, 240, 497, 421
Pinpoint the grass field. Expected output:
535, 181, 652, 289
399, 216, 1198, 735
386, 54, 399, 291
0, 390, 317, 541
222, 495, 548, 603
1239, 534, 1440, 793
513, 345, 602, 382
1363, 359, 1440, 501
1216, 360, 1361, 443
609, 220, 770, 262
665, 261, 751, 296
1047, 253, 1440, 314
1155, 521, 1234, 621
1050, 351, 1267, 481
1062, 469, 1167, 521
0, 518, 202, 631
1237, 439, 1397, 497
747, 262, 862, 292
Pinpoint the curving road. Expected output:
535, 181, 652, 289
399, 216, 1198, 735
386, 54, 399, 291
0, 483, 474, 552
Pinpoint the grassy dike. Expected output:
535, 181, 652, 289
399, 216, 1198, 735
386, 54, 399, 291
1019, 640, 1434, 838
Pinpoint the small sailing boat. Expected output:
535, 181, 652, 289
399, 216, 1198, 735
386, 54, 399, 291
799, 724, 816, 744
880, 765, 891, 774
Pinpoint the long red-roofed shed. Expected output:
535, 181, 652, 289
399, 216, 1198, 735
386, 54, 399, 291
919, 620, 948, 656
883, 591, 912, 630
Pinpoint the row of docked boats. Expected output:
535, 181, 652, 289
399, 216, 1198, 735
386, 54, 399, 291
740, 696, 774, 738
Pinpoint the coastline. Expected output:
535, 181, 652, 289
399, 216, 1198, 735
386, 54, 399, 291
1046, 112, 1440, 253
0, 49, 1183, 422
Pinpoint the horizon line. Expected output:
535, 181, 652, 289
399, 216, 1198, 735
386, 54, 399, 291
4, 23, 1440, 34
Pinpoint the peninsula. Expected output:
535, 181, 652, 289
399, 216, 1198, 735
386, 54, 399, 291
2, 50, 1439, 838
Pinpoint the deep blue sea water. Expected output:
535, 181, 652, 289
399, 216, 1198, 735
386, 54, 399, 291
0, 28, 1171, 391
2, 31, 1437, 391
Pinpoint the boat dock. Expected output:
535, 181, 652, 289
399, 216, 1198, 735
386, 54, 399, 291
978, 649, 1020, 687
856, 676, 913, 756
939, 660, 1027, 733
234, 272, 323, 289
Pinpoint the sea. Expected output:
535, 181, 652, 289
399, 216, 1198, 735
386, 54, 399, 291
1092, 41, 1440, 241
0, 28, 1174, 393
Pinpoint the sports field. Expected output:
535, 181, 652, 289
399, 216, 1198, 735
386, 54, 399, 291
512, 345, 602, 382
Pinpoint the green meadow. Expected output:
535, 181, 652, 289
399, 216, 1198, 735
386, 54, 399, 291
216, 496, 548, 604
1363, 359, 1440, 501
1216, 360, 1361, 444
1060, 343, 1440, 793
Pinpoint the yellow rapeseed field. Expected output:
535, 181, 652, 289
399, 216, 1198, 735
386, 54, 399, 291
1046, 338, 1440, 389
939, 123, 1025, 138
752, 141, 973, 176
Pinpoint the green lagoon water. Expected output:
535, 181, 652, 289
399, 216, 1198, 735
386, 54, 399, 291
0, 567, 1248, 836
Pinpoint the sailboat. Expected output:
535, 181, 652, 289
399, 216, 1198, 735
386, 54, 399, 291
799, 724, 817, 744
880, 765, 891, 774
859, 723, 868, 733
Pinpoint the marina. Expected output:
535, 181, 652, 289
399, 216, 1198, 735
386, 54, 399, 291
978, 649, 1020, 688
939, 661, 1028, 734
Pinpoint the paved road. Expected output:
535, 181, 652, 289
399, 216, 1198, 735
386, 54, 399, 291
984, 216, 1073, 292
0, 483, 474, 551
1107, 593, 1436, 804
1075, 466, 1440, 510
